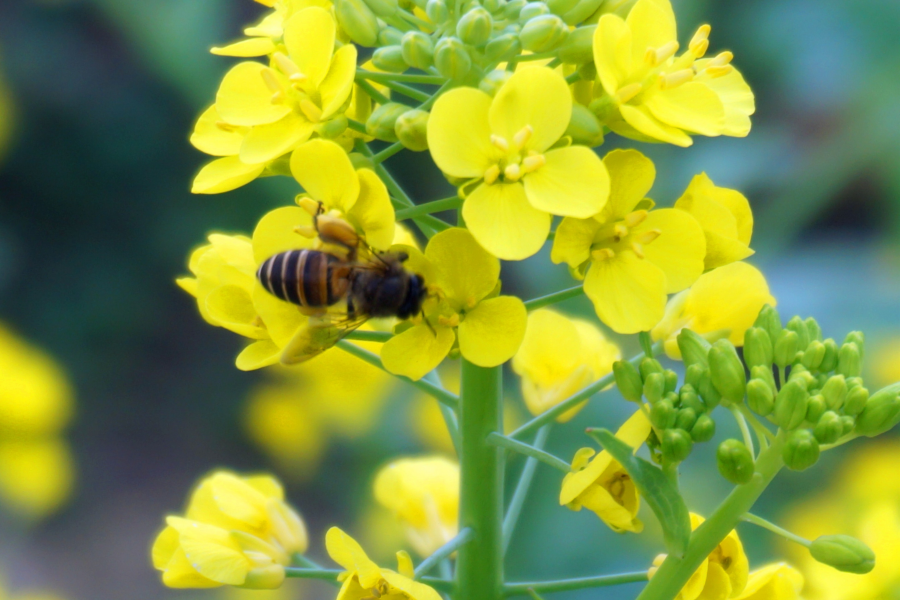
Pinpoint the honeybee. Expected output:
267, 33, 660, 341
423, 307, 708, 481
256, 205, 427, 364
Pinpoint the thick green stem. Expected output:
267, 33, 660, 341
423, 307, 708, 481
456, 360, 504, 600
635, 438, 785, 600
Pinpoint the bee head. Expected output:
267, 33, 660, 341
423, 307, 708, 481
397, 273, 427, 320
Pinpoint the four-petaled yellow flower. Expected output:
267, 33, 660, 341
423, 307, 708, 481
152, 471, 308, 589
326, 527, 443, 600
592, 0, 754, 147
560, 409, 651, 532
512, 309, 621, 421
374, 456, 459, 556
733, 564, 804, 600
427, 67, 610, 260
552, 148, 706, 334
650, 513, 749, 600
381, 228, 527, 380
652, 262, 776, 360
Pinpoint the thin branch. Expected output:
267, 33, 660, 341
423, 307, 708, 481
729, 404, 755, 457
504, 572, 649, 596
503, 425, 551, 552
424, 370, 460, 455
523, 285, 584, 311
285, 568, 454, 592
378, 79, 431, 102
486, 432, 570, 473
741, 512, 811, 547
373, 141, 405, 163
357, 70, 445, 85
356, 79, 389, 105
347, 119, 368, 134
395, 197, 464, 220
414, 528, 474, 578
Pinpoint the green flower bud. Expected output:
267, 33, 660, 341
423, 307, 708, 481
819, 339, 839, 372
577, 61, 597, 81
643, 372, 665, 404
363, 0, 398, 17
481, 0, 501, 12
679, 385, 704, 414
837, 342, 861, 378
372, 45, 408, 72
484, 34, 521, 62
378, 26, 404, 46
366, 102, 409, 142
564, 103, 604, 147
846, 376, 863, 389
743, 327, 773, 369
717, 439, 755, 484
775, 379, 809, 430
802, 340, 826, 371
813, 410, 843, 444
806, 394, 826, 423
675, 407, 698, 431
844, 331, 865, 358
335, 0, 380, 46
650, 398, 676, 430
747, 378, 775, 416
698, 369, 722, 410
426, 0, 449, 22
678, 329, 711, 368
662, 429, 693, 463
855, 388, 900, 437
821, 375, 848, 410
773, 330, 800, 369
750, 365, 777, 394
685, 363, 706, 389
316, 115, 348, 139
504, 0, 527, 19
843, 386, 869, 416
664, 391, 678, 405
709, 339, 747, 404
639, 357, 663, 380
840, 415, 855, 436
754, 304, 782, 342
664, 370, 679, 395
394, 109, 429, 152
519, 14, 569, 52
613, 360, 643, 402
805, 317, 823, 342
691, 413, 716, 442
809, 535, 875, 574
519, 1, 550, 19
457, 7, 493, 46
561, 0, 603, 25
434, 37, 472, 82
546, 0, 579, 15
786, 316, 810, 351
789, 365, 816, 389
401, 31, 434, 69
557, 23, 595, 63
783, 429, 820, 471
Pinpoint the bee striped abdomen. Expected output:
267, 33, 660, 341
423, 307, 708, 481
257, 250, 344, 309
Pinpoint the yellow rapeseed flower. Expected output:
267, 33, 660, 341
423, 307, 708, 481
592, 0, 754, 147
652, 262, 776, 359
733, 564, 804, 600
512, 309, 620, 421
152, 471, 308, 589
551, 148, 706, 334
381, 228, 527, 380
559, 409, 651, 532
373, 456, 459, 556
650, 513, 749, 600
427, 67, 610, 260
326, 527, 443, 600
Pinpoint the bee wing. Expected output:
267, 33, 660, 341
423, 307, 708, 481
280, 313, 370, 365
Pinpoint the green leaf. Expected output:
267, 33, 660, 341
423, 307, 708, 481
588, 428, 691, 558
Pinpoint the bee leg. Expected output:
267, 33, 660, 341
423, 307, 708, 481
422, 312, 437, 337
298, 306, 328, 317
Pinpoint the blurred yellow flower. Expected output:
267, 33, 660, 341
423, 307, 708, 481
374, 456, 459, 556
868, 336, 900, 389
326, 527, 443, 600
0, 58, 13, 162
152, 471, 308, 589
427, 67, 610, 260
652, 262, 776, 359
733, 564, 804, 600
592, 0, 754, 146
650, 513, 749, 600
0, 574, 67, 600
559, 409, 650, 532
552, 149, 706, 334
512, 309, 620, 421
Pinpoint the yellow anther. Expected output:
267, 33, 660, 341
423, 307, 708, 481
272, 52, 302, 79
645, 41, 679, 66
522, 153, 545, 173
705, 65, 733, 78
466, 295, 478, 309
294, 225, 318, 238
513, 125, 533, 149
297, 196, 321, 216
438, 314, 460, 327
614, 83, 642, 104
637, 228, 662, 244
591, 248, 615, 261
270, 91, 284, 104
484, 164, 501, 185
660, 69, 694, 89
299, 98, 323, 122
613, 223, 628, 241
631, 242, 645, 258
504, 163, 522, 182
490, 134, 509, 153
624, 209, 648, 228
708, 51, 734, 67
260, 67, 283, 94
689, 24, 711, 56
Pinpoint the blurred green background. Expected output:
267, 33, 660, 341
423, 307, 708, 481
0, 0, 899, 598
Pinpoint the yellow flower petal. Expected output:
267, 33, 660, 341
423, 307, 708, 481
205, 285, 269, 339
696, 63, 755, 138
462, 182, 551, 261
702, 562, 733, 600
381, 324, 455, 380
167, 517, 250, 586
290, 139, 360, 213
599, 148, 656, 221
325, 527, 383, 588
211, 37, 276, 57
734, 564, 804, 600
593, 14, 632, 94
624, 0, 676, 67
216, 62, 292, 127
382, 570, 444, 600
523, 146, 609, 218
425, 228, 499, 308
0, 439, 73, 518
427, 87, 496, 178
190, 105, 245, 156
619, 104, 692, 147
319, 44, 358, 119
236, 340, 282, 371
191, 157, 265, 194
251, 283, 307, 347
240, 111, 315, 164
161, 546, 222, 588
283, 7, 335, 89
645, 83, 725, 137
635, 208, 706, 293
458, 296, 527, 367
512, 309, 583, 388
489, 67, 571, 153
251, 206, 315, 264
153, 526, 181, 570
550, 216, 599, 271
350, 168, 395, 250
585, 252, 667, 334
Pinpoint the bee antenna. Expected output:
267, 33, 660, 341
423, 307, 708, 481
422, 312, 437, 337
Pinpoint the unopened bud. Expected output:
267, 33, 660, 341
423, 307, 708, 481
685, 363, 706, 389
679, 385, 704, 413
846, 376, 863, 389
837, 342, 861, 378
697, 368, 722, 409
789, 365, 816, 389
717, 439, 754, 484
843, 386, 869, 416
519, 1, 550, 19
855, 388, 900, 437
335, 0, 380, 46
366, 102, 409, 142
394, 109, 429, 152
844, 331, 865, 358
709, 339, 747, 404
650, 398, 676, 430
743, 327, 773, 369
747, 378, 775, 416
754, 304, 782, 342
363, 0, 398, 17
786, 316, 810, 350
546, 0, 579, 15
775, 379, 809, 430
242, 564, 287, 589
640, 357, 663, 380
806, 394, 826, 423
664, 370, 679, 395
750, 365, 777, 394
565, 103, 604, 147
519, 14, 569, 52
643, 372, 665, 403
316, 115, 348, 139
457, 7, 493, 46
481, 0, 501, 12
504, 0, 527, 19
425, 0, 449, 23
678, 329, 711, 368
401, 31, 435, 69
805, 317, 823, 342
484, 34, 521, 63
613, 360, 643, 402
434, 37, 472, 82
783, 429, 820, 471
378, 26, 404, 46
558, 24, 595, 63
675, 407, 697, 431
819, 339, 839, 372
691, 413, 716, 442
802, 340, 826, 371
821, 375, 848, 410
662, 428, 693, 463
814, 410, 843, 444
774, 329, 800, 369
372, 45, 409, 72
561, 0, 603, 25
840, 415, 855, 436
809, 535, 875, 574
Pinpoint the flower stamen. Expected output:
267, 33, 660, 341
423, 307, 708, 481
689, 25, 711, 57
513, 125, 533, 149
615, 83, 642, 104
592, 248, 616, 261
490, 134, 509, 153
645, 41, 679, 66
660, 69, 694, 90
484, 164, 501, 185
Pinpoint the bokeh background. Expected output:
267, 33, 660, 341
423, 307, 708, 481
0, 0, 899, 598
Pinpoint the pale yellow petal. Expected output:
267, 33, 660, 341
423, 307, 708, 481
523, 146, 609, 218
489, 67, 571, 153
211, 37, 276, 57
427, 87, 496, 178
645, 83, 725, 137
251, 282, 307, 347
240, 111, 315, 164
599, 148, 656, 221
550, 216, 600, 271
696, 63, 755, 138
625, 0, 676, 66
425, 227, 499, 308
619, 104, 692, 147
319, 44, 358, 119
236, 340, 282, 371
458, 296, 527, 367
190, 105, 244, 156
290, 139, 360, 212
350, 168, 395, 250
325, 527, 382, 587
593, 14, 632, 94
584, 253, 667, 334
167, 517, 250, 586
216, 62, 292, 126
512, 309, 582, 387
283, 7, 335, 89
382, 570, 444, 600
635, 208, 706, 293
251, 206, 315, 264
205, 285, 268, 339
191, 157, 265, 194
462, 182, 551, 261
381, 324, 455, 381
